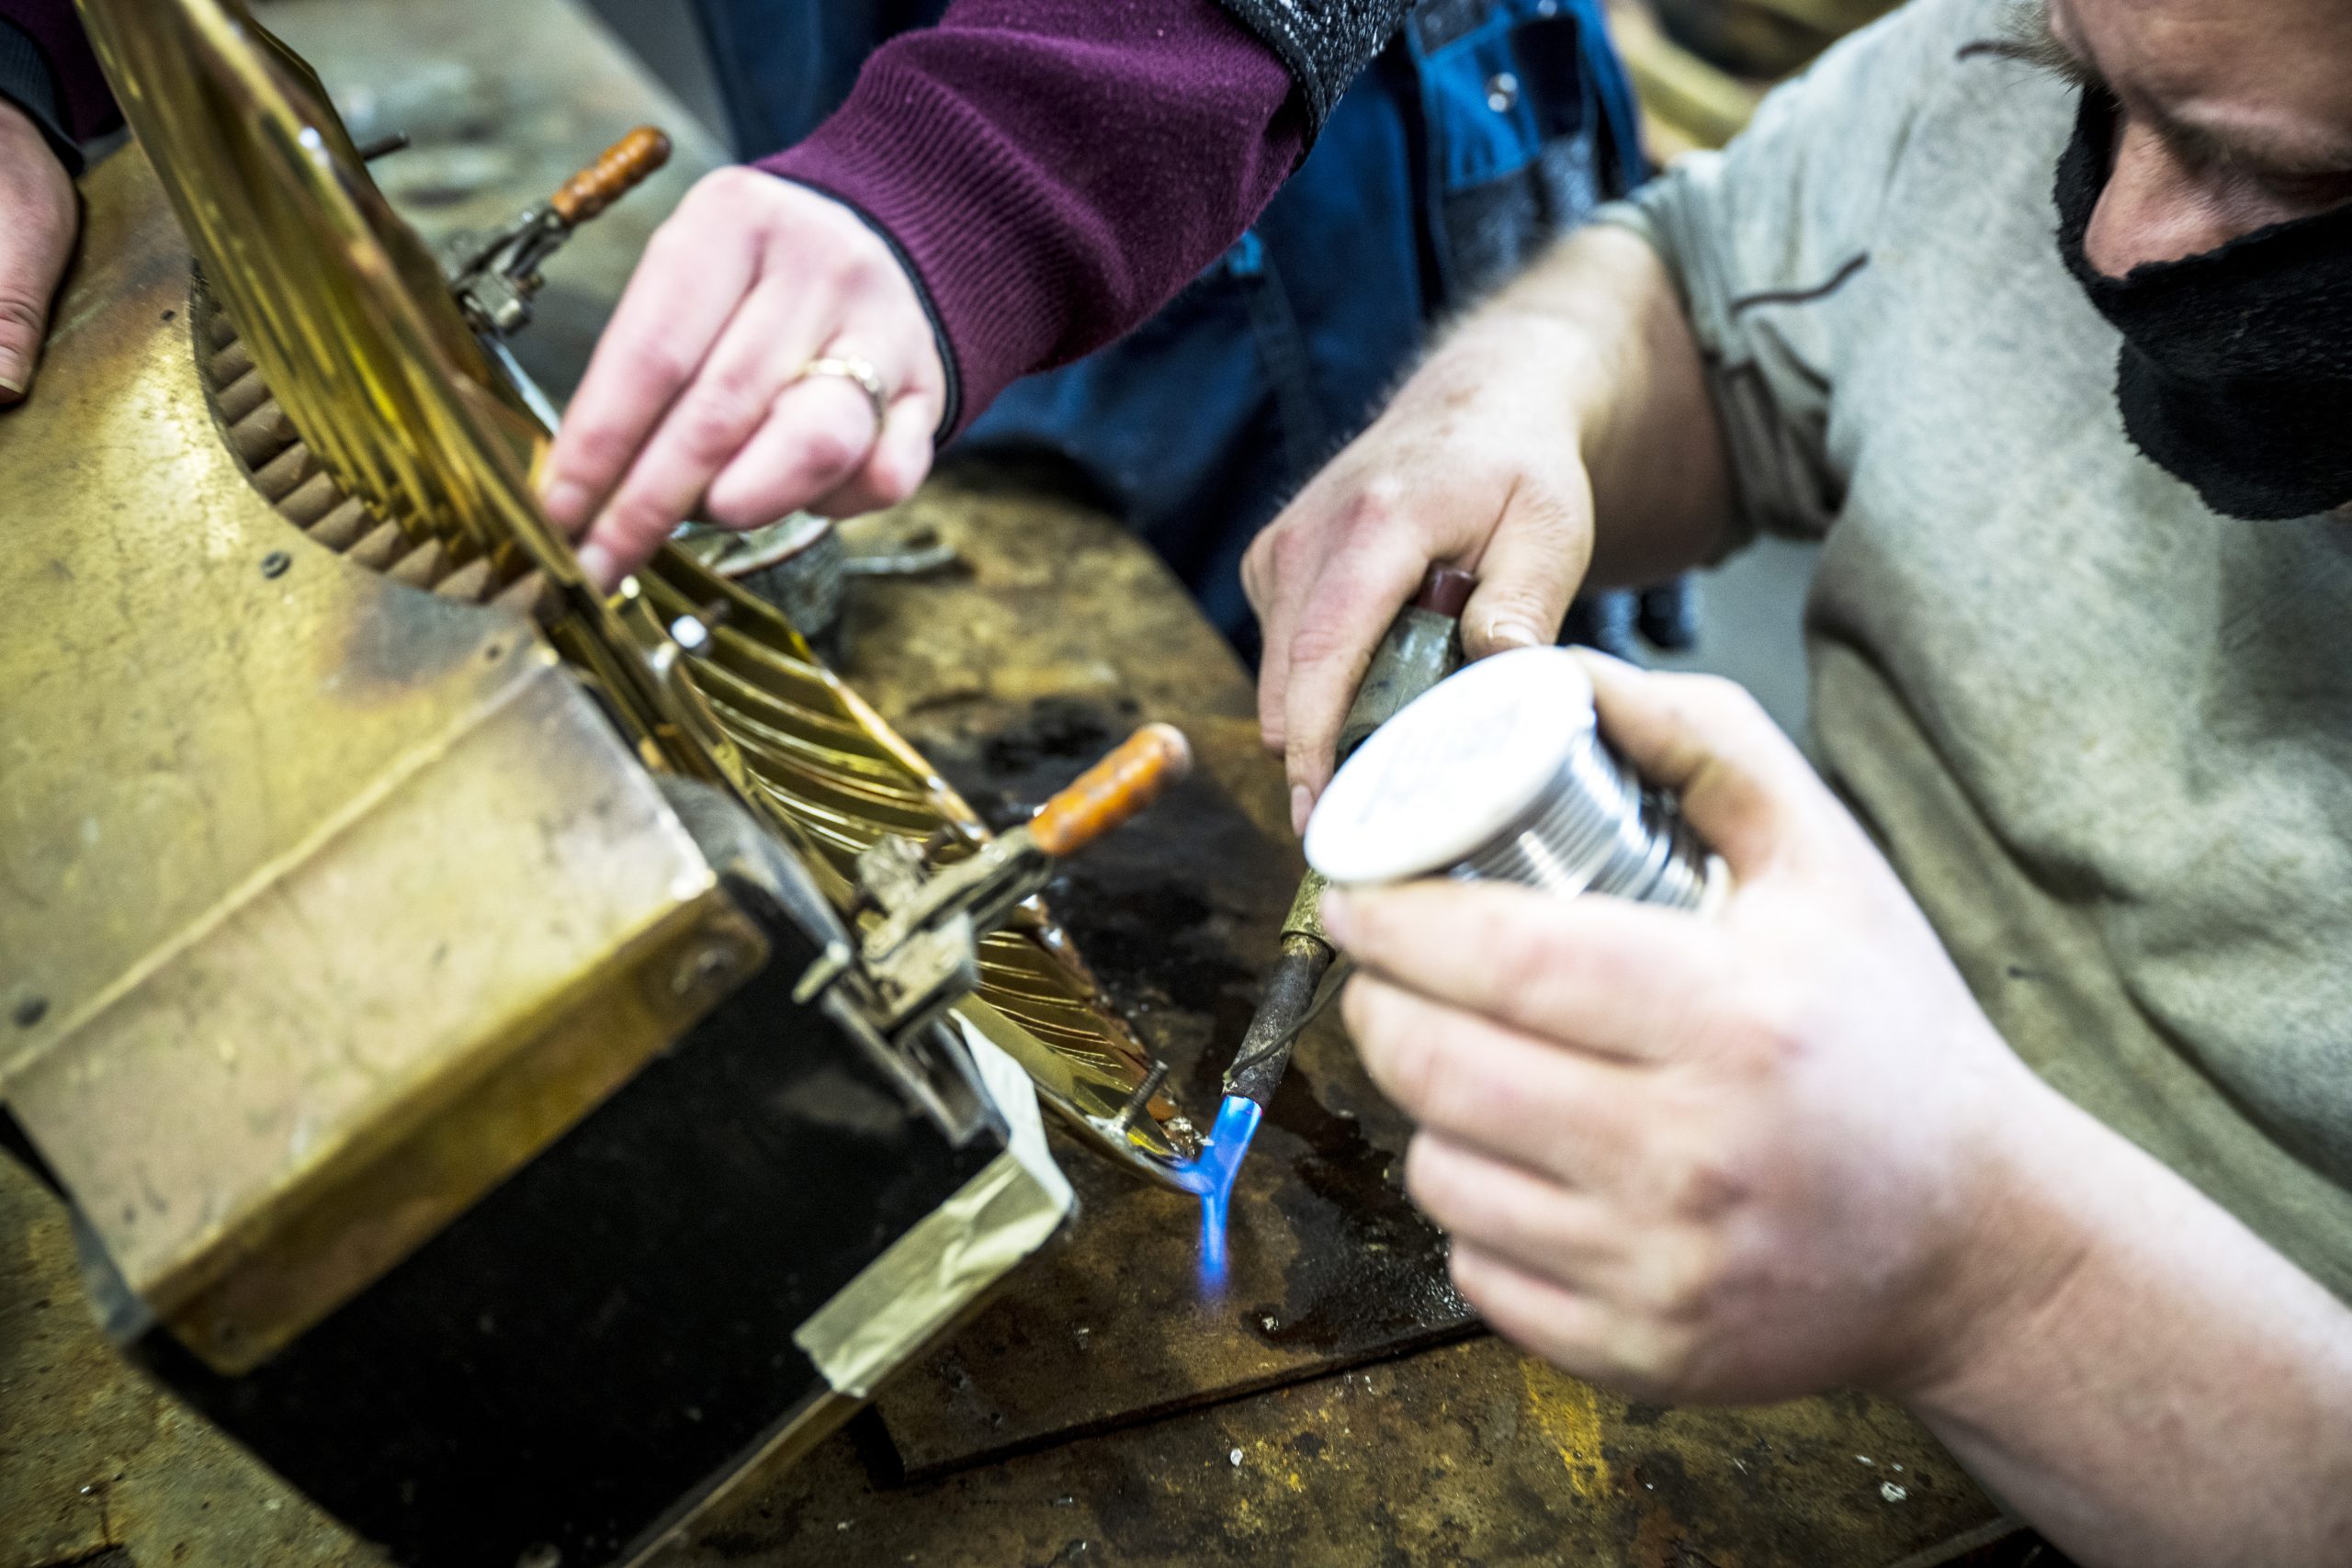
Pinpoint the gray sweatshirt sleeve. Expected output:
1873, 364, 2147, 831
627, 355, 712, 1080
1596, 0, 1995, 546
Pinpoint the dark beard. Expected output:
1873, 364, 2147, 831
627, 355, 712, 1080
2052, 89, 2352, 522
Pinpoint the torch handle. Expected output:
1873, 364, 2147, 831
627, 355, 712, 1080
1222, 565, 1476, 1107
550, 127, 673, 225
1030, 724, 1193, 858
1412, 564, 1476, 616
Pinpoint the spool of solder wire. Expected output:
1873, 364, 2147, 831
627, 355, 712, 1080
1304, 646, 1724, 909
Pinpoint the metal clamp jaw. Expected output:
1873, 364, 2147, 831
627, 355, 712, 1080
844, 831, 1040, 1037
797, 724, 1194, 1043
441, 126, 672, 337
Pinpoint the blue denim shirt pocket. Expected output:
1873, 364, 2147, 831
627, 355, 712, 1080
1419, 8, 1551, 192
1411, 0, 1644, 301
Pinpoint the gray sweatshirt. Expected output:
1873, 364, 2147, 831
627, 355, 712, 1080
1605, 0, 2352, 1297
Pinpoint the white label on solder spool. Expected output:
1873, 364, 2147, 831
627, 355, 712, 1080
1305, 646, 1597, 886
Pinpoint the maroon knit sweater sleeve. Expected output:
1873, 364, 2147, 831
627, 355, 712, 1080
760, 0, 1306, 439
0, 0, 117, 141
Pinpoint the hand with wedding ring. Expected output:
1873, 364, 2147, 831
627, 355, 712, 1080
539, 166, 947, 591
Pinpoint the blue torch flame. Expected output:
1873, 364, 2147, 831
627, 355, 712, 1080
1187, 1095, 1263, 1294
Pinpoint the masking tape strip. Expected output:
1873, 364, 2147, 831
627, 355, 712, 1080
793, 1024, 1075, 1398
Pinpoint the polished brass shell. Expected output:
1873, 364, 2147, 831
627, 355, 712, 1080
75, 0, 1197, 1179
0, 141, 767, 1373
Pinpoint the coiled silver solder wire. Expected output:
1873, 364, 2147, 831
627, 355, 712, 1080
1453, 721, 1713, 909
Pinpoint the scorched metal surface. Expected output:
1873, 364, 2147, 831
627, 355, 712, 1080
871, 695, 1477, 1473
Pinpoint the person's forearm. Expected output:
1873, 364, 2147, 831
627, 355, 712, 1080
761, 0, 1309, 437
1905, 1083, 2352, 1567
1445, 221, 1738, 589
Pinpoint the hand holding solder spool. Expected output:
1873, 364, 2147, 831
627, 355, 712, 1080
1221, 618, 1727, 1122
1199, 585, 1725, 1253
1310, 653, 2098, 1421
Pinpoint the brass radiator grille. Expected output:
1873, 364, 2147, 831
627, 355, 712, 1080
176, 141, 1197, 1179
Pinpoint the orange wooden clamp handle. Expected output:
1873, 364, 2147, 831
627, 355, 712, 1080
1029, 724, 1193, 858
549, 127, 673, 224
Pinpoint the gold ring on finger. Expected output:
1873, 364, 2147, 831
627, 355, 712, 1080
798, 353, 890, 432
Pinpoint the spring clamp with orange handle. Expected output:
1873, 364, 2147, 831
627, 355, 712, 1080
796, 725, 1194, 1039
442, 126, 673, 337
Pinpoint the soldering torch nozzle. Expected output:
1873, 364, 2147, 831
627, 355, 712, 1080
1221, 935, 1336, 1110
